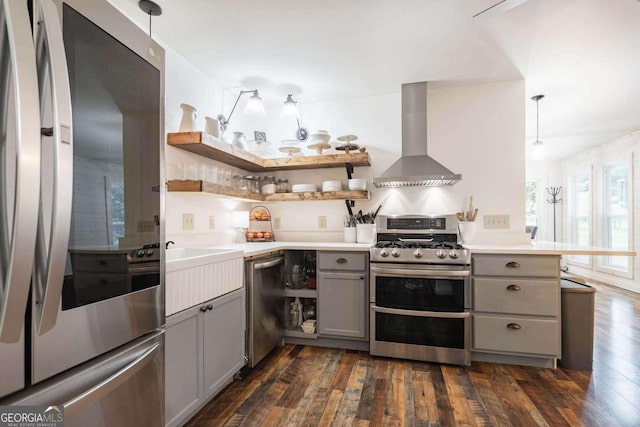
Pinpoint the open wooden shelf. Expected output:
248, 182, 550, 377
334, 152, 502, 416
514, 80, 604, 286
167, 132, 371, 172
167, 180, 370, 202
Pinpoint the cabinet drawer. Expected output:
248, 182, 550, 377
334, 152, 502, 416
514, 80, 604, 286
473, 278, 559, 316
473, 314, 559, 356
318, 252, 367, 271
472, 255, 559, 278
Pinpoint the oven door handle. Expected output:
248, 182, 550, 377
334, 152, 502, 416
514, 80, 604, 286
128, 265, 160, 275
370, 266, 469, 278
371, 305, 470, 319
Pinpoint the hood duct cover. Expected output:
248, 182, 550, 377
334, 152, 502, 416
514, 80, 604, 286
373, 82, 461, 188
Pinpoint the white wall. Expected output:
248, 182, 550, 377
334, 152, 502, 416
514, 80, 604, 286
233, 80, 528, 244
164, 47, 250, 247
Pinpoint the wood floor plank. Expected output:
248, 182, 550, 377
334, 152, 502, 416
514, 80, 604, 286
183, 281, 640, 427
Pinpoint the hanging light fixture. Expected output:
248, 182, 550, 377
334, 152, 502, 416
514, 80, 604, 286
138, 0, 162, 37
531, 94, 545, 160
280, 94, 308, 141
217, 89, 265, 134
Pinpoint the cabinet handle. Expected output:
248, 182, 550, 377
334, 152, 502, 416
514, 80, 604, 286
207, 304, 213, 311
506, 323, 522, 330
336, 258, 348, 264
505, 261, 520, 268
360, 276, 365, 280
506, 284, 521, 291
200, 306, 207, 312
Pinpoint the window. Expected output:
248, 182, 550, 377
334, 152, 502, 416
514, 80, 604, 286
598, 165, 631, 273
568, 172, 591, 266
525, 181, 537, 226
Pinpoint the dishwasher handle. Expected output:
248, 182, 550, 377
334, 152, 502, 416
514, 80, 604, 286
253, 256, 284, 270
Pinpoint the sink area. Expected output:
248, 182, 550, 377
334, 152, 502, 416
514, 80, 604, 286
165, 246, 244, 316
166, 247, 240, 264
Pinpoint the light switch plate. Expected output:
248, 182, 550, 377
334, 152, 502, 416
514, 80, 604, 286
318, 216, 327, 229
483, 214, 510, 229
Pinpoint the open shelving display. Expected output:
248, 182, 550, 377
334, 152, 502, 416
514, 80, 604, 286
167, 131, 371, 171
167, 180, 370, 202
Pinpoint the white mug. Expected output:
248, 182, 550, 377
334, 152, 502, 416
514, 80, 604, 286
204, 116, 220, 138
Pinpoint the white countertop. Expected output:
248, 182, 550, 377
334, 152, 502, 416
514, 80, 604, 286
210, 242, 373, 258
466, 240, 636, 256
206, 240, 635, 257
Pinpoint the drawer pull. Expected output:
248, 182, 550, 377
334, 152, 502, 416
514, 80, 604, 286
336, 258, 348, 264
506, 323, 522, 330
505, 261, 520, 269
207, 304, 213, 311
200, 306, 207, 312
506, 284, 521, 291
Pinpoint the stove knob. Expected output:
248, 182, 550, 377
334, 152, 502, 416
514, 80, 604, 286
146, 249, 154, 256
449, 249, 459, 259
380, 249, 389, 257
391, 249, 401, 258
136, 250, 145, 257
436, 249, 446, 259
413, 248, 423, 258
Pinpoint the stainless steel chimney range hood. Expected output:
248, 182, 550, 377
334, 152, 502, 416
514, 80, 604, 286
373, 81, 461, 188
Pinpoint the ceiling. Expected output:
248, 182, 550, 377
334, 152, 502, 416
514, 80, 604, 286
108, 0, 640, 161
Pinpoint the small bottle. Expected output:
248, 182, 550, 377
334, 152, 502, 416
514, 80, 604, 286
289, 300, 300, 329
293, 297, 303, 328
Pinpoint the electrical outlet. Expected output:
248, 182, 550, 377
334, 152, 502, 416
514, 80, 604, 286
483, 214, 510, 229
318, 216, 327, 229
137, 220, 155, 232
273, 217, 281, 229
209, 216, 216, 230
182, 213, 195, 230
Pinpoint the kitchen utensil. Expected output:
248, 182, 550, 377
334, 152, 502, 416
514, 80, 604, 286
345, 200, 354, 217
373, 204, 382, 219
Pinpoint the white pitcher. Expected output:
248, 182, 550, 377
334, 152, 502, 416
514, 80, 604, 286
178, 103, 197, 132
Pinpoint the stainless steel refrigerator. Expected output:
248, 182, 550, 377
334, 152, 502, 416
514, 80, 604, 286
0, 0, 165, 425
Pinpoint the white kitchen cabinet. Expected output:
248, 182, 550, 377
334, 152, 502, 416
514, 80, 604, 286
165, 288, 245, 427
471, 254, 561, 368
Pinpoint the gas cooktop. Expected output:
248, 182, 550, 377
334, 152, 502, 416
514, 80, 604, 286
370, 214, 470, 265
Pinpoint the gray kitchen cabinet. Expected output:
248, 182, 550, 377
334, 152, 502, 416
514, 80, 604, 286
471, 254, 561, 368
317, 252, 368, 339
165, 305, 201, 427
165, 288, 245, 427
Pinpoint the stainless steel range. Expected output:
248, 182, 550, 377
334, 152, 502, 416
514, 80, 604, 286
369, 214, 471, 366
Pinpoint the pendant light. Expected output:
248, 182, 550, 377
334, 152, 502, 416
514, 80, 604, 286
531, 94, 545, 160
138, 1, 162, 37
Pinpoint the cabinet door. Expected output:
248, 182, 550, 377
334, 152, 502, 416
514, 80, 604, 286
202, 288, 246, 400
165, 305, 202, 427
318, 272, 367, 338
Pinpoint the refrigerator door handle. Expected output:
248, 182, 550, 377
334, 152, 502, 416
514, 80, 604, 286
0, 0, 41, 343
62, 342, 160, 418
32, 0, 73, 335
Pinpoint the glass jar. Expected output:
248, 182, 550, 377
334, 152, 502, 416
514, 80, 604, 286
276, 179, 289, 193
244, 176, 258, 193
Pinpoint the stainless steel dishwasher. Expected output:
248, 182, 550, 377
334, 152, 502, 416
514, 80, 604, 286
246, 252, 285, 368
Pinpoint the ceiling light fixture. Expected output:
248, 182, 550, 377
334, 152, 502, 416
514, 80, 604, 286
281, 94, 308, 141
531, 94, 545, 161
138, 0, 162, 37
217, 89, 265, 134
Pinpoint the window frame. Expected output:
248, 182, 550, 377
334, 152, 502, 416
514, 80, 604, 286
566, 169, 593, 268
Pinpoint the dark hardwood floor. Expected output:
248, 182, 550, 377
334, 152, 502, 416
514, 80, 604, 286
185, 282, 640, 426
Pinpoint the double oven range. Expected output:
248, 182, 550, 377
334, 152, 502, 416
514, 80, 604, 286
369, 214, 471, 366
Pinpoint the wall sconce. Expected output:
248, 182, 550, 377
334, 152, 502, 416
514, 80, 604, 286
231, 211, 250, 243
281, 94, 308, 141
217, 90, 265, 134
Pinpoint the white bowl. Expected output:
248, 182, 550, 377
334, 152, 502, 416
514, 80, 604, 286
309, 133, 330, 145
348, 178, 367, 190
